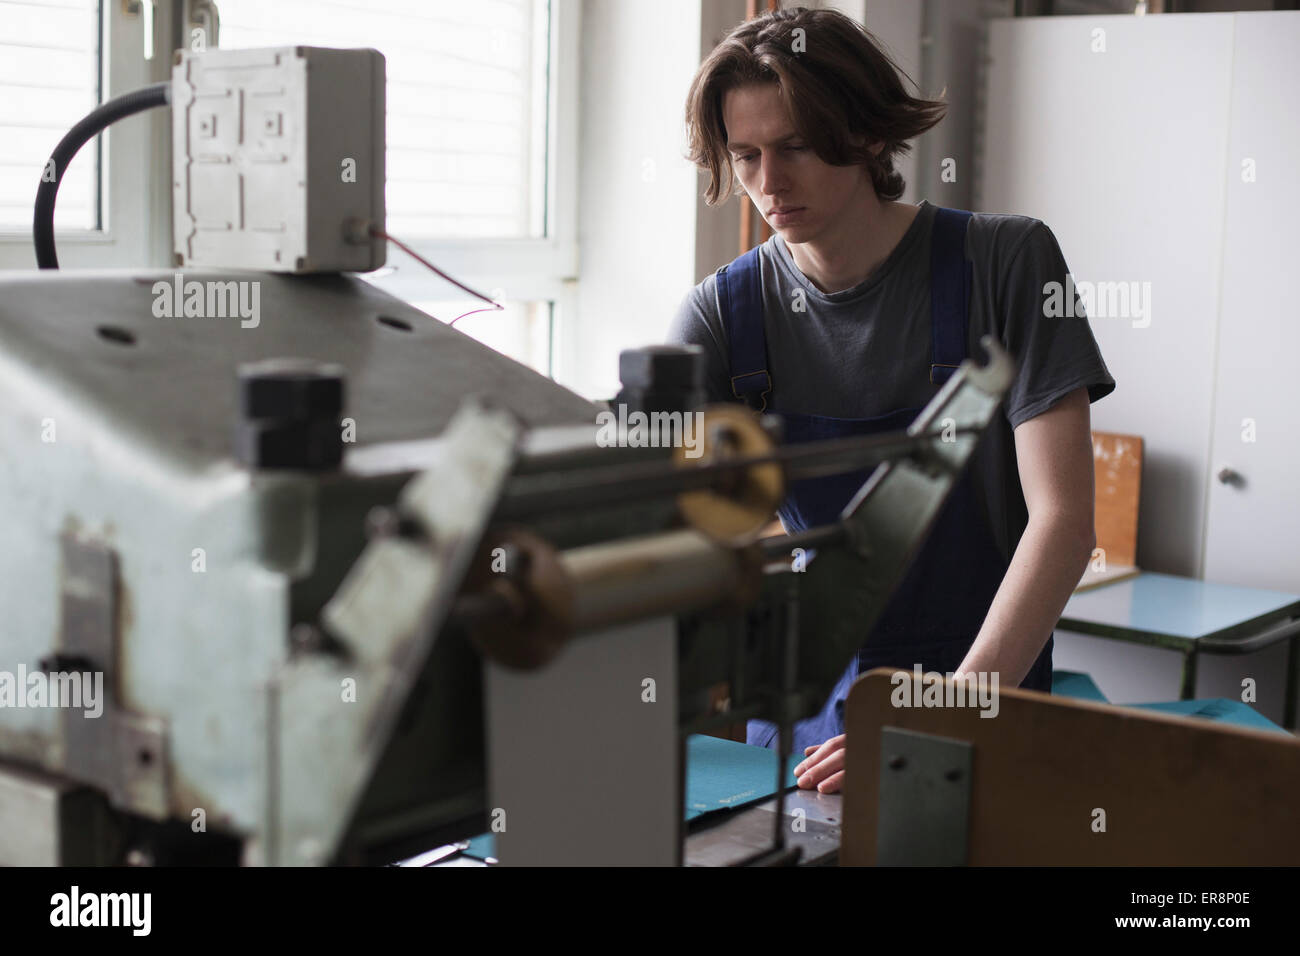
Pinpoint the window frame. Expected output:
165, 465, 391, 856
360, 0, 581, 334
0, 0, 173, 269
348, 0, 581, 386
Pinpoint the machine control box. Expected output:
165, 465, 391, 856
171, 45, 386, 273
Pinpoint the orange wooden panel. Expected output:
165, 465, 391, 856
842, 670, 1300, 865
1092, 431, 1143, 569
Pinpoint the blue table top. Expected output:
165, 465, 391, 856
1059, 571, 1300, 643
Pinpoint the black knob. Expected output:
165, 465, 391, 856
235, 358, 346, 470
614, 344, 704, 412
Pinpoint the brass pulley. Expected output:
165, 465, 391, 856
674, 404, 784, 545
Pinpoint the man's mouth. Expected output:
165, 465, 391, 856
769, 206, 805, 222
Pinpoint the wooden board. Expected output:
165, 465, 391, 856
841, 669, 1300, 865
1091, 431, 1143, 569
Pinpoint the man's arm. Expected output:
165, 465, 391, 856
792, 386, 1097, 794
954, 385, 1096, 684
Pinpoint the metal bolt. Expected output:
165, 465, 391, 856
290, 623, 323, 654
364, 506, 424, 541
235, 358, 346, 471
288, 622, 348, 660
618, 345, 703, 391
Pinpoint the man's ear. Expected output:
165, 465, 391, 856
869, 141, 885, 157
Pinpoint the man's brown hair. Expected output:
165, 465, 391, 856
684, 5, 946, 206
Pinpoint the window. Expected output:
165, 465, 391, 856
0, 0, 101, 231
212, 0, 550, 240
0, 0, 168, 269
212, 0, 577, 380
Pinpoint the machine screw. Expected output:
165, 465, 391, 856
364, 506, 424, 541
289, 622, 348, 659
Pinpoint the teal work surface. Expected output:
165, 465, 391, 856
462, 735, 803, 861
1059, 572, 1300, 644
1051, 669, 1289, 735
1051, 670, 1109, 703
1129, 698, 1292, 736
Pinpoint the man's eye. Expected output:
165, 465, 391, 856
736, 154, 756, 164
785, 145, 806, 152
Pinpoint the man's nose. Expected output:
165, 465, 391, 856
759, 153, 787, 197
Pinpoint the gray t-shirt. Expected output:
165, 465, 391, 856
666, 198, 1116, 564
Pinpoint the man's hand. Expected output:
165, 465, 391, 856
793, 734, 846, 793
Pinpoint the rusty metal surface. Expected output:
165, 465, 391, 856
57, 533, 170, 819
0, 270, 598, 469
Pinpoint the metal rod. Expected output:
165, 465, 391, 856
494, 425, 979, 520
772, 576, 799, 856
761, 522, 849, 560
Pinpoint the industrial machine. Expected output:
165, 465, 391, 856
0, 42, 1026, 866
0, 259, 1024, 864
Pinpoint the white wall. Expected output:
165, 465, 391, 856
568, 0, 706, 402
692, 0, 748, 285
860, 0, 924, 203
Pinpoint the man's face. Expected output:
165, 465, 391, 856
722, 82, 874, 243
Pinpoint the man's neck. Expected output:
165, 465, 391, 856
785, 197, 920, 295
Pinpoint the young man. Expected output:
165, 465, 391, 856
667, 7, 1115, 794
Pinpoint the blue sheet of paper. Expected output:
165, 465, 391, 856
1050, 670, 1289, 735
684, 733, 805, 821
1051, 670, 1110, 703
1129, 697, 1290, 735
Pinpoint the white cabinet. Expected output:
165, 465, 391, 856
982, 11, 1299, 590
1202, 12, 1300, 593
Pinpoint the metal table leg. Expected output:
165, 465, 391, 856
1179, 648, 1198, 701
1284, 627, 1299, 731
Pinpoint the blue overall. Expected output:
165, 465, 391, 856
718, 207, 1054, 752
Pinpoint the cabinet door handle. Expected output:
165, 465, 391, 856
1217, 466, 1243, 486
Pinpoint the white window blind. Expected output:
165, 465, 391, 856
0, 0, 100, 231
213, 0, 550, 240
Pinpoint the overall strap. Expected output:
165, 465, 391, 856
929, 207, 974, 386
716, 245, 771, 412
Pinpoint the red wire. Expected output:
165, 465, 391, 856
369, 226, 504, 327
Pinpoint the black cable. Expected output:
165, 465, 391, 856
33, 81, 171, 269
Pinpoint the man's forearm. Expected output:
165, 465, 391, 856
955, 514, 1094, 686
